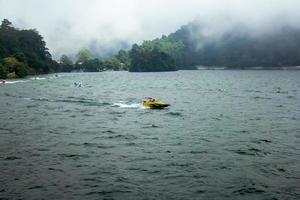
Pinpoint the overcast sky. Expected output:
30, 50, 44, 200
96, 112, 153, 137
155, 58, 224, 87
1, 0, 300, 58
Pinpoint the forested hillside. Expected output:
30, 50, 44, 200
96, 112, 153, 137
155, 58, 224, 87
128, 20, 300, 71
2, 18, 300, 76
0, 19, 59, 78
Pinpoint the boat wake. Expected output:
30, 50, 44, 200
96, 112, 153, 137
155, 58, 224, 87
30, 77, 46, 80
1, 77, 45, 85
113, 101, 141, 108
4, 80, 28, 84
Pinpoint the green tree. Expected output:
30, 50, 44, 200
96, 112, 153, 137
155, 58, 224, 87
116, 50, 130, 70
0, 19, 57, 77
129, 44, 176, 72
60, 54, 73, 72
60, 54, 73, 65
0, 19, 18, 58
0, 64, 7, 79
76, 49, 92, 63
83, 58, 103, 72
2, 56, 29, 78
15, 62, 29, 78
0, 19, 14, 31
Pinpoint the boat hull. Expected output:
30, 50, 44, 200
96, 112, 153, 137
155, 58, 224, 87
142, 101, 170, 109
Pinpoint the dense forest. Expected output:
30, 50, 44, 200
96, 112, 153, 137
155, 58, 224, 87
0, 19, 126, 79
59, 49, 129, 73
2, 18, 300, 77
0, 19, 60, 79
128, 35, 195, 72
128, 20, 300, 71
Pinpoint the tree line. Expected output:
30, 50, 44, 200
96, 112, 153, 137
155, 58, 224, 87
2, 18, 300, 78
0, 19, 59, 79
128, 21, 300, 70
59, 49, 129, 72
0, 19, 129, 79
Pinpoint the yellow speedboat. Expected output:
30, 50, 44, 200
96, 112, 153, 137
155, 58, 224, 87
142, 98, 170, 109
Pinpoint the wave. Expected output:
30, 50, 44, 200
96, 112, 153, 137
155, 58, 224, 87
233, 187, 265, 195
165, 112, 183, 117
5, 156, 21, 160
20, 96, 109, 107
56, 99, 109, 106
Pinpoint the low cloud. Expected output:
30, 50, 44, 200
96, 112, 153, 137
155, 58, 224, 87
1, 0, 300, 59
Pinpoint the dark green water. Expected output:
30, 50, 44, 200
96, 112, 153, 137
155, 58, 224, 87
0, 71, 300, 200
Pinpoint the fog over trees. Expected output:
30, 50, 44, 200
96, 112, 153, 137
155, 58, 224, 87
1, 1, 300, 74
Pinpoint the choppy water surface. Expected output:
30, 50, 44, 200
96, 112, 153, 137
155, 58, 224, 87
0, 71, 300, 200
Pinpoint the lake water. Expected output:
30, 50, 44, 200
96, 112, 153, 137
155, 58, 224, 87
0, 71, 299, 200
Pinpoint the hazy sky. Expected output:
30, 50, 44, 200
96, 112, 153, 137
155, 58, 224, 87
0, 0, 300, 58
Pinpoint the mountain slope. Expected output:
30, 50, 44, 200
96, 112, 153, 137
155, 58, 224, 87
128, 20, 300, 71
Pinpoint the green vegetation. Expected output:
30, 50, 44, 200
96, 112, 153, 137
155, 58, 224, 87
126, 21, 300, 71
59, 54, 74, 72
59, 49, 129, 73
76, 49, 92, 63
2, 57, 30, 78
128, 35, 195, 72
115, 50, 130, 68
2, 17, 300, 76
129, 44, 176, 72
0, 19, 59, 78
193, 27, 300, 68
150, 22, 300, 69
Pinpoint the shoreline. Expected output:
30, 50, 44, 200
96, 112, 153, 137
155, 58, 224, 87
2, 67, 300, 81
196, 66, 300, 70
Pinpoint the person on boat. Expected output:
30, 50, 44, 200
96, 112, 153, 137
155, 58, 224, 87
1, 80, 5, 84
74, 81, 82, 87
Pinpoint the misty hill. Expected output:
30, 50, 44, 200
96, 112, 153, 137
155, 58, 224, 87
0, 19, 59, 79
128, 20, 300, 71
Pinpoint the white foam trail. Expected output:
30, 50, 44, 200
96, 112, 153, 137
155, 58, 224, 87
4, 80, 27, 84
30, 77, 46, 80
113, 102, 141, 108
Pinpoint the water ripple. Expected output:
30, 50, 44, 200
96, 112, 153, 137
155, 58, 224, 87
1, 71, 300, 200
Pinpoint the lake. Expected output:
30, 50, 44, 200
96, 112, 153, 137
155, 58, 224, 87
0, 70, 299, 200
